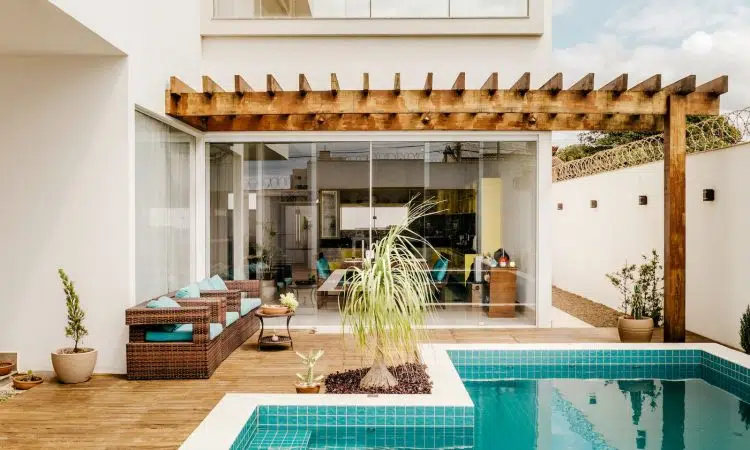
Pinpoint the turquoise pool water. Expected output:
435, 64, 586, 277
233, 349, 750, 449
466, 378, 750, 450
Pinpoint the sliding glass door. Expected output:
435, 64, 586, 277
206, 139, 537, 327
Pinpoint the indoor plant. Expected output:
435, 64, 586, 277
12, 370, 43, 390
607, 260, 651, 342
51, 269, 97, 384
342, 199, 439, 389
295, 349, 325, 393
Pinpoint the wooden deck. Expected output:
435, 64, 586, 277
0, 328, 711, 449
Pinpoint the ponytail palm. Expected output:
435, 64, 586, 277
341, 200, 440, 389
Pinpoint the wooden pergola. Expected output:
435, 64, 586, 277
167, 71, 728, 342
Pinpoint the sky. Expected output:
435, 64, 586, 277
551, 0, 750, 147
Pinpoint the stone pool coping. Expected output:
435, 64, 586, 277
180, 342, 750, 450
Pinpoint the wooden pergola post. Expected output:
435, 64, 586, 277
664, 94, 687, 342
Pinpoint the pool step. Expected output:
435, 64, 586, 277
248, 428, 312, 449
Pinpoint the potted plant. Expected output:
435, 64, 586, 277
280, 292, 298, 312
608, 260, 652, 342
741, 305, 750, 354
342, 199, 439, 389
12, 370, 43, 390
607, 251, 664, 343
295, 349, 324, 393
51, 269, 97, 384
0, 360, 14, 377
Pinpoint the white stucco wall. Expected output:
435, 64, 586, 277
552, 143, 750, 348
50, 0, 203, 113
0, 55, 131, 373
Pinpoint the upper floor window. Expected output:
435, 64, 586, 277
213, 0, 529, 19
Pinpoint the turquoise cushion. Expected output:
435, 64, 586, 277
175, 283, 200, 299
241, 297, 261, 316
226, 311, 240, 326
317, 259, 331, 278
146, 296, 181, 331
145, 323, 223, 342
198, 278, 214, 290
146, 296, 180, 309
210, 275, 228, 291
431, 258, 449, 282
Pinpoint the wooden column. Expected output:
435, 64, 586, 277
664, 95, 687, 342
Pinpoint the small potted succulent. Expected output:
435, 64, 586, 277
12, 370, 43, 390
295, 349, 324, 394
51, 269, 97, 384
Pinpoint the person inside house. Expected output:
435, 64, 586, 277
316, 252, 331, 279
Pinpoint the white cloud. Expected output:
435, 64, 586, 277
554, 1, 750, 112
682, 31, 713, 55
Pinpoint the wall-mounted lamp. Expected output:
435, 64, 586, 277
590, 200, 598, 208
557, 203, 563, 210
639, 195, 648, 205
703, 189, 715, 202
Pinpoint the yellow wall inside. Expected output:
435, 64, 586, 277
480, 178, 503, 254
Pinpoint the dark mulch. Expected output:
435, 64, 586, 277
552, 286, 621, 327
324, 363, 432, 394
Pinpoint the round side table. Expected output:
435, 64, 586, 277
255, 310, 295, 351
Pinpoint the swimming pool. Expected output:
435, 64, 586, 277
182, 344, 750, 450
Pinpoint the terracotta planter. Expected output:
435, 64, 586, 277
12, 375, 43, 390
51, 348, 97, 384
0, 361, 14, 376
295, 383, 321, 394
618, 317, 654, 343
261, 305, 289, 315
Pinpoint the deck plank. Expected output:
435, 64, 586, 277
0, 328, 711, 449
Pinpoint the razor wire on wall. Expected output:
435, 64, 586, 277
552, 108, 750, 182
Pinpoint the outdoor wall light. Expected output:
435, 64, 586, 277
557, 203, 563, 210
639, 195, 648, 205
703, 189, 715, 202
590, 200, 598, 208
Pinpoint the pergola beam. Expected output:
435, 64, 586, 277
601, 73, 629, 94
569, 73, 594, 94
630, 74, 662, 95
298, 73, 311, 97
266, 74, 282, 96
540, 72, 563, 93
167, 90, 721, 117
511, 72, 531, 94
178, 112, 666, 133
696, 75, 729, 96
330, 73, 340, 96
234, 75, 253, 95
662, 75, 696, 96
452, 72, 466, 95
482, 72, 499, 95
424, 72, 433, 96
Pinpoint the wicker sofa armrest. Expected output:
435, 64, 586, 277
175, 298, 227, 325
224, 280, 260, 297
200, 289, 241, 313
125, 306, 211, 344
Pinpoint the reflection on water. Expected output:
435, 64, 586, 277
465, 378, 750, 450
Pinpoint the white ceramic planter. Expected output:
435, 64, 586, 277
51, 348, 97, 384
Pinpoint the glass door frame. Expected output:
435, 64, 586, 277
199, 131, 551, 327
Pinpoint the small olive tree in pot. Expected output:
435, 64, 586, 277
51, 269, 97, 384
740, 305, 750, 354
607, 250, 664, 343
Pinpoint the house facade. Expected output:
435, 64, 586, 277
0, 0, 553, 374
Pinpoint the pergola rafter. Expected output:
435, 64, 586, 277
167, 71, 728, 343
166, 73, 726, 133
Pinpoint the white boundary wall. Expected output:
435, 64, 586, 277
552, 142, 750, 349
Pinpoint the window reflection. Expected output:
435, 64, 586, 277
213, 0, 529, 18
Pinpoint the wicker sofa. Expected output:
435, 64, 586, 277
125, 280, 261, 380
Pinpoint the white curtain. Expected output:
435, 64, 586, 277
135, 112, 193, 300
